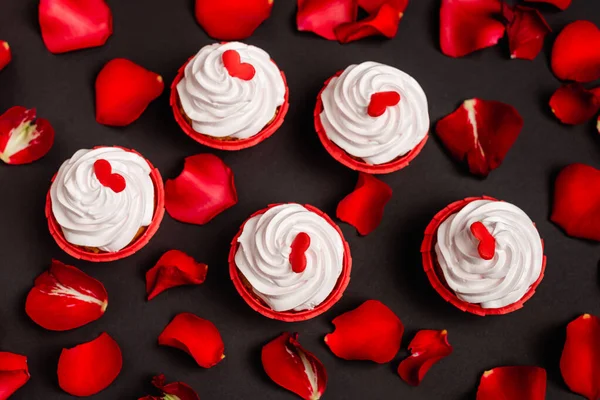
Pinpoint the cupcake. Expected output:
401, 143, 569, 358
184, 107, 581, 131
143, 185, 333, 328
46, 146, 165, 262
170, 42, 289, 151
421, 196, 547, 316
229, 203, 352, 321
314, 61, 430, 174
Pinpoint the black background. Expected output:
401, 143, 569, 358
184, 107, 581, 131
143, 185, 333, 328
1, 0, 599, 399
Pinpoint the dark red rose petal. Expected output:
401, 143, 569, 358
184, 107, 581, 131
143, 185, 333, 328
146, 250, 208, 301
551, 20, 600, 83
195, 0, 273, 40
325, 300, 404, 363
551, 163, 600, 241
550, 84, 600, 125
297, 0, 357, 40
524, 0, 571, 10
158, 313, 224, 368
335, 4, 401, 44
96, 58, 164, 127
476, 366, 547, 400
262, 332, 327, 400
0, 41, 11, 72
397, 330, 452, 386
25, 259, 108, 331
0, 352, 30, 400
165, 154, 238, 225
359, 0, 409, 14
57, 332, 122, 397
138, 374, 200, 400
336, 173, 392, 236
0, 106, 55, 165
561, 314, 600, 400
435, 98, 524, 177
502, 5, 551, 61
39, 0, 112, 54
440, 0, 505, 58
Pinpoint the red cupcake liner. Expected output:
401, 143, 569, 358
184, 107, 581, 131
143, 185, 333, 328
228, 203, 352, 322
46, 146, 165, 263
170, 56, 290, 151
421, 196, 547, 316
314, 71, 429, 175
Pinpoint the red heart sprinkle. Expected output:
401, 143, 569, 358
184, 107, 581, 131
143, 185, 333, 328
470, 222, 496, 260
289, 232, 311, 273
368, 91, 401, 117
93, 159, 126, 193
222, 49, 256, 81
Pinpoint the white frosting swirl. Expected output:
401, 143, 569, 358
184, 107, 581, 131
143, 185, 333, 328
234, 204, 345, 312
50, 147, 155, 252
319, 61, 429, 165
434, 200, 543, 309
177, 42, 286, 139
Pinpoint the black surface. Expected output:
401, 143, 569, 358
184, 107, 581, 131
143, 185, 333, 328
1, 1, 599, 399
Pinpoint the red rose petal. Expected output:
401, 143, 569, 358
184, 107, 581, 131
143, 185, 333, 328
0, 106, 55, 165
195, 0, 273, 40
550, 84, 600, 125
0, 352, 30, 400
138, 374, 200, 400
551, 163, 600, 241
524, 0, 571, 10
146, 250, 208, 301
551, 21, 600, 83
297, 0, 357, 41
440, 0, 505, 58
95, 58, 164, 127
158, 313, 225, 368
336, 173, 392, 236
25, 259, 108, 331
165, 154, 238, 225
502, 5, 551, 61
397, 330, 453, 386
57, 332, 122, 397
39, 0, 112, 54
359, 0, 409, 15
561, 314, 600, 400
335, 4, 401, 44
325, 300, 404, 363
435, 98, 524, 177
476, 366, 547, 400
0, 41, 11, 72
262, 332, 327, 400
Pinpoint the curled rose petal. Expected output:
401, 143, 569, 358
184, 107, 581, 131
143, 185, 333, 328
336, 173, 392, 236
165, 154, 237, 225
435, 98, 524, 177
262, 332, 327, 400
0, 352, 30, 400
96, 58, 164, 127
0, 41, 11, 72
138, 374, 200, 400
325, 300, 404, 363
551, 163, 600, 241
335, 3, 402, 44
158, 313, 224, 368
476, 366, 547, 400
550, 84, 600, 125
25, 259, 108, 331
502, 5, 551, 61
397, 330, 452, 386
561, 314, 600, 400
297, 0, 357, 40
57, 332, 122, 397
440, 0, 505, 58
524, 0, 571, 10
0, 106, 54, 165
39, 0, 112, 54
195, 0, 273, 40
146, 250, 208, 301
551, 21, 600, 83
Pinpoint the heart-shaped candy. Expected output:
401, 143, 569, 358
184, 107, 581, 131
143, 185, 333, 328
289, 232, 311, 273
368, 91, 401, 118
470, 221, 496, 260
222, 50, 256, 81
93, 159, 126, 193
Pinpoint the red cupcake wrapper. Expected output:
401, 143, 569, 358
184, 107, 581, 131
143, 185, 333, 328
170, 56, 290, 151
421, 196, 547, 316
228, 203, 352, 322
314, 71, 429, 175
46, 146, 165, 263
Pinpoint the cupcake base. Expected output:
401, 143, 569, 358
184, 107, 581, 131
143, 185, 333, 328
421, 196, 547, 316
228, 203, 352, 322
